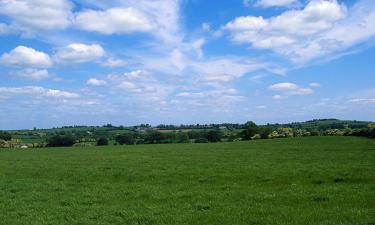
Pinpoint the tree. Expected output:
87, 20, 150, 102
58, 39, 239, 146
47, 135, 76, 147
144, 131, 164, 144
0, 131, 11, 141
206, 130, 222, 142
241, 121, 259, 140
115, 133, 135, 145
259, 126, 272, 139
97, 137, 109, 146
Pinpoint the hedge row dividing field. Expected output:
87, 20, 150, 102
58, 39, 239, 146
0, 137, 374, 225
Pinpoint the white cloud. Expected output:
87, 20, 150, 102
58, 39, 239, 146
117, 81, 142, 93
78, 0, 181, 43
309, 82, 321, 88
101, 58, 127, 68
256, 105, 267, 109
256, 0, 299, 8
269, 82, 315, 97
124, 70, 144, 79
191, 57, 265, 82
222, 0, 375, 63
107, 70, 171, 100
134, 0, 181, 44
191, 38, 205, 59
225, 0, 346, 40
0, 86, 79, 98
175, 88, 245, 108
273, 94, 284, 100
201, 22, 211, 32
13, 69, 50, 80
170, 49, 186, 71
54, 43, 105, 64
0, 22, 10, 35
243, 0, 251, 7
87, 78, 107, 86
75, 7, 154, 35
177, 88, 239, 98
348, 98, 375, 104
269, 0, 347, 36
269, 82, 299, 90
0, 0, 72, 33
225, 16, 268, 32
1, 46, 52, 68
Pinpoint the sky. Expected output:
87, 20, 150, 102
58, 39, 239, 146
0, 0, 374, 130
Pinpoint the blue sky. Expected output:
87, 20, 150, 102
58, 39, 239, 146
0, 0, 374, 129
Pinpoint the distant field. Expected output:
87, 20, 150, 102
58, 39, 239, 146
0, 137, 374, 225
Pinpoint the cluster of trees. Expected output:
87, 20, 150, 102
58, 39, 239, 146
341, 123, 375, 138
0, 131, 12, 141
46, 135, 76, 147
113, 130, 222, 145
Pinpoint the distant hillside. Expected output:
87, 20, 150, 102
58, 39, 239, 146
267, 119, 370, 131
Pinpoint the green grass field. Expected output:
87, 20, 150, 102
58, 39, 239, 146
0, 137, 374, 225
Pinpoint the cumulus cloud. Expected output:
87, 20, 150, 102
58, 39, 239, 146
223, 0, 375, 63
75, 7, 154, 35
0, 86, 79, 98
12, 69, 50, 80
134, 0, 181, 43
0, 0, 72, 33
87, 78, 107, 86
269, 82, 315, 98
78, 0, 181, 43
0, 46, 52, 68
54, 43, 105, 64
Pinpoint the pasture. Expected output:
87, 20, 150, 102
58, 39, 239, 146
0, 137, 374, 225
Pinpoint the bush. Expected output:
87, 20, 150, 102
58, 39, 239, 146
47, 135, 76, 147
115, 133, 135, 145
97, 137, 109, 146
195, 137, 208, 143
177, 132, 189, 143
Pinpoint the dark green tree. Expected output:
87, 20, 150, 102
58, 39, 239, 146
177, 132, 189, 143
144, 131, 164, 144
115, 133, 135, 145
96, 137, 109, 146
259, 126, 272, 139
241, 121, 259, 140
47, 135, 76, 147
206, 130, 222, 142
0, 131, 12, 141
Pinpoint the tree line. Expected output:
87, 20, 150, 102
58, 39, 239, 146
1, 119, 374, 148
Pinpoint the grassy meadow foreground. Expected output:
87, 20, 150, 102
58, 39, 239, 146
0, 137, 374, 225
